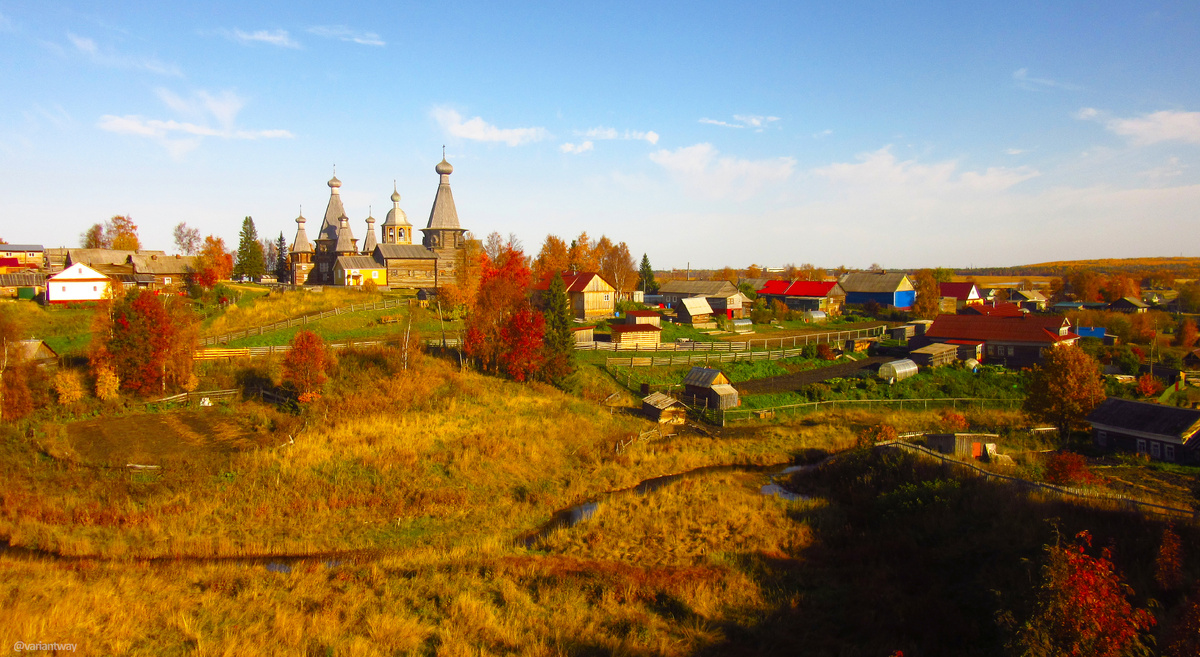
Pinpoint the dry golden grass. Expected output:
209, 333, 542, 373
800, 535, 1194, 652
202, 286, 388, 338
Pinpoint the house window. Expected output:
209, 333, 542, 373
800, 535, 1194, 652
371, 271, 378, 279
92, 286, 97, 292
1151, 442, 1161, 459
1165, 445, 1176, 461
604, 294, 610, 302
61, 286, 66, 292
164, 277, 172, 285
1096, 430, 1107, 447
1137, 439, 1147, 454
987, 345, 994, 355
1007, 346, 1015, 356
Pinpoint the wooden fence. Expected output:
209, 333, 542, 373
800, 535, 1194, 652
577, 325, 886, 353
876, 440, 1193, 521
605, 346, 835, 368
722, 397, 1022, 423
199, 299, 407, 346
148, 389, 240, 405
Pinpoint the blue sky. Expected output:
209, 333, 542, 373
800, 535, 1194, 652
2, 1, 1199, 269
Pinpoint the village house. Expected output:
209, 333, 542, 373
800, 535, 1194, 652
0, 244, 44, 269
533, 271, 616, 319
16, 340, 58, 368
918, 313, 1080, 368
1087, 397, 1200, 462
0, 272, 45, 300
838, 272, 915, 309
756, 280, 846, 316
45, 263, 111, 304
658, 280, 744, 318
65, 249, 166, 269
939, 282, 983, 309
1008, 289, 1048, 311
129, 254, 199, 291
1109, 296, 1149, 314
334, 255, 387, 287
676, 296, 714, 325
624, 310, 662, 327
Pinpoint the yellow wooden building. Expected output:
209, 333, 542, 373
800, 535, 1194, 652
535, 271, 616, 319
334, 255, 387, 287
610, 324, 662, 349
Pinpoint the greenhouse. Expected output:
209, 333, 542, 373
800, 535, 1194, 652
803, 310, 827, 322
878, 359, 918, 384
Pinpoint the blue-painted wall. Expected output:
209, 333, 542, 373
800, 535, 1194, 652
847, 290, 915, 309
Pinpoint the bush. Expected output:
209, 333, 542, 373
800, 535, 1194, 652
52, 370, 85, 405
816, 343, 835, 360
1044, 452, 1100, 486
857, 423, 898, 448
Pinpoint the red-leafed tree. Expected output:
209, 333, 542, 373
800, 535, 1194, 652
1155, 524, 1183, 592
1177, 319, 1198, 350
499, 308, 545, 382
282, 330, 328, 401
192, 235, 233, 288
1019, 530, 1155, 657
464, 245, 538, 376
1135, 373, 1165, 398
90, 289, 197, 396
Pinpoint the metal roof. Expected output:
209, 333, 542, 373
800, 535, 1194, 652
0, 273, 46, 286
642, 392, 682, 410
925, 314, 1078, 345
0, 244, 43, 252
335, 255, 384, 270
680, 296, 713, 316
939, 282, 980, 299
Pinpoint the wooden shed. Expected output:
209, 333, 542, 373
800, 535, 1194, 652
571, 326, 594, 344
908, 342, 958, 367
16, 340, 58, 368
610, 324, 662, 349
624, 310, 662, 327
677, 297, 714, 325
844, 337, 877, 353
682, 367, 740, 410
642, 392, 687, 424
925, 433, 997, 460
946, 340, 983, 361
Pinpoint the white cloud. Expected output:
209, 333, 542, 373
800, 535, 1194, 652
1106, 110, 1200, 145
813, 129, 833, 138
649, 143, 795, 200
67, 32, 182, 76
224, 28, 300, 49
432, 107, 548, 146
1140, 157, 1185, 180
814, 146, 1038, 193
560, 141, 594, 154
1005, 148, 1025, 155
1075, 107, 1100, 120
98, 88, 292, 159
1013, 68, 1079, 91
308, 25, 385, 46
580, 126, 659, 145
700, 115, 780, 131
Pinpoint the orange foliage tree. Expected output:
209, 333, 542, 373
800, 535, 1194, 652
911, 269, 941, 320
193, 235, 233, 288
282, 330, 328, 401
532, 234, 570, 281
1019, 530, 1155, 657
1136, 373, 1165, 398
464, 245, 536, 375
1023, 345, 1106, 440
1155, 524, 1183, 592
1176, 319, 1198, 350
89, 289, 197, 396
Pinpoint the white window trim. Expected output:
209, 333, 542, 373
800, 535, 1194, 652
1137, 439, 1147, 454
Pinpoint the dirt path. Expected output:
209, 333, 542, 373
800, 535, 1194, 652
734, 356, 891, 395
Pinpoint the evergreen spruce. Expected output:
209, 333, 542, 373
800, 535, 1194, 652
233, 216, 265, 280
541, 272, 577, 390
638, 253, 659, 294
274, 233, 289, 283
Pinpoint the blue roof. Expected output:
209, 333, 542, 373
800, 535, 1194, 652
1076, 326, 1107, 339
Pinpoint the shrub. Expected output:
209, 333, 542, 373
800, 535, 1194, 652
362, 280, 378, 294
282, 330, 328, 396
1044, 452, 1099, 486
1135, 374, 1165, 398
857, 423, 898, 449
816, 343, 835, 360
94, 366, 120, 401
1155, 524, 1183, 592
52, 370, 85, 405
938, 410, 968, 432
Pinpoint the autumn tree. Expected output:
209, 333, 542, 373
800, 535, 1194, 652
1070, 269, 1104, 302
1155, 524, 1183, 592
80, 223, 105, 249
233, 217, 265, 281
638, 254, 659, 294
107, 215, 140, 250
90, 289, 197, 396
464, 244, 536, 375
712, 267, 739, 285
598, 240, 636, 292
745, 264, 763, 280
1018, 530, 1155, 657
440, 236, 484, 315
1102, 273, 1141, 304
499, 308, 545, 382
568, 232, 600, 273
282, 330, 328, 402
911, 269, 941, 320
532, 234, 570, 281
1135, 373, 1165, 398
1023, 345, 1106, 440
1176, 318, 1198, 350
173, 222, 201, 255
193, 235, 233, 288
540, 272, 577, 389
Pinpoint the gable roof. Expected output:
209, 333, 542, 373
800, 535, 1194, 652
129, 254, 198, 275
334, 255, 384, 270
0, 244, 43, 252
659, 280, 739, 297
374, 244, 439, 260
683, 367, 730, 387
962, 302, 1025, 317
1010, 289, 1047, 302
838, 272, 913, 293
925, 314, 1078, 345
66, 249, 164, 267
680, 296, 714, 316
939, 282, 980, 300
1112, 296, 1149, 309
534, 271, 616, 293
16, 340, 57, 362
49, 263, 108, 281
610, 324, 662, 333
1087, 397, 1200, 443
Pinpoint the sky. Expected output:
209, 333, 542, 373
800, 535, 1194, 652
1, 1, 1199, 270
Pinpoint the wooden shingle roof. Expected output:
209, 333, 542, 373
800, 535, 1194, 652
683, 367, 730, 387
642, 392, 682, 410
1087, 398, 1200, 443
659, 280, 739, 297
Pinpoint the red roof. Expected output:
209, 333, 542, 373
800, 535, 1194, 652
534, 271, 613, 293
939, 282, 979, 299
925, 314, 1077, 345
962, 303, 1024, 317
757, 280, 840, 297
625, 310, 662, 317
610, 324, 662, 333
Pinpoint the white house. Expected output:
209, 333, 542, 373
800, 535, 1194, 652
46, 263, 111, 304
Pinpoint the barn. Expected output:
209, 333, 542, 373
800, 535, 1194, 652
624, 310, 662, 327
610, 324, 662, 348
838, 272, 916, 309
682, 367, 740, 410
908, 343, 958, 367
676, 297, 714, 325
642, 392, 687, 424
